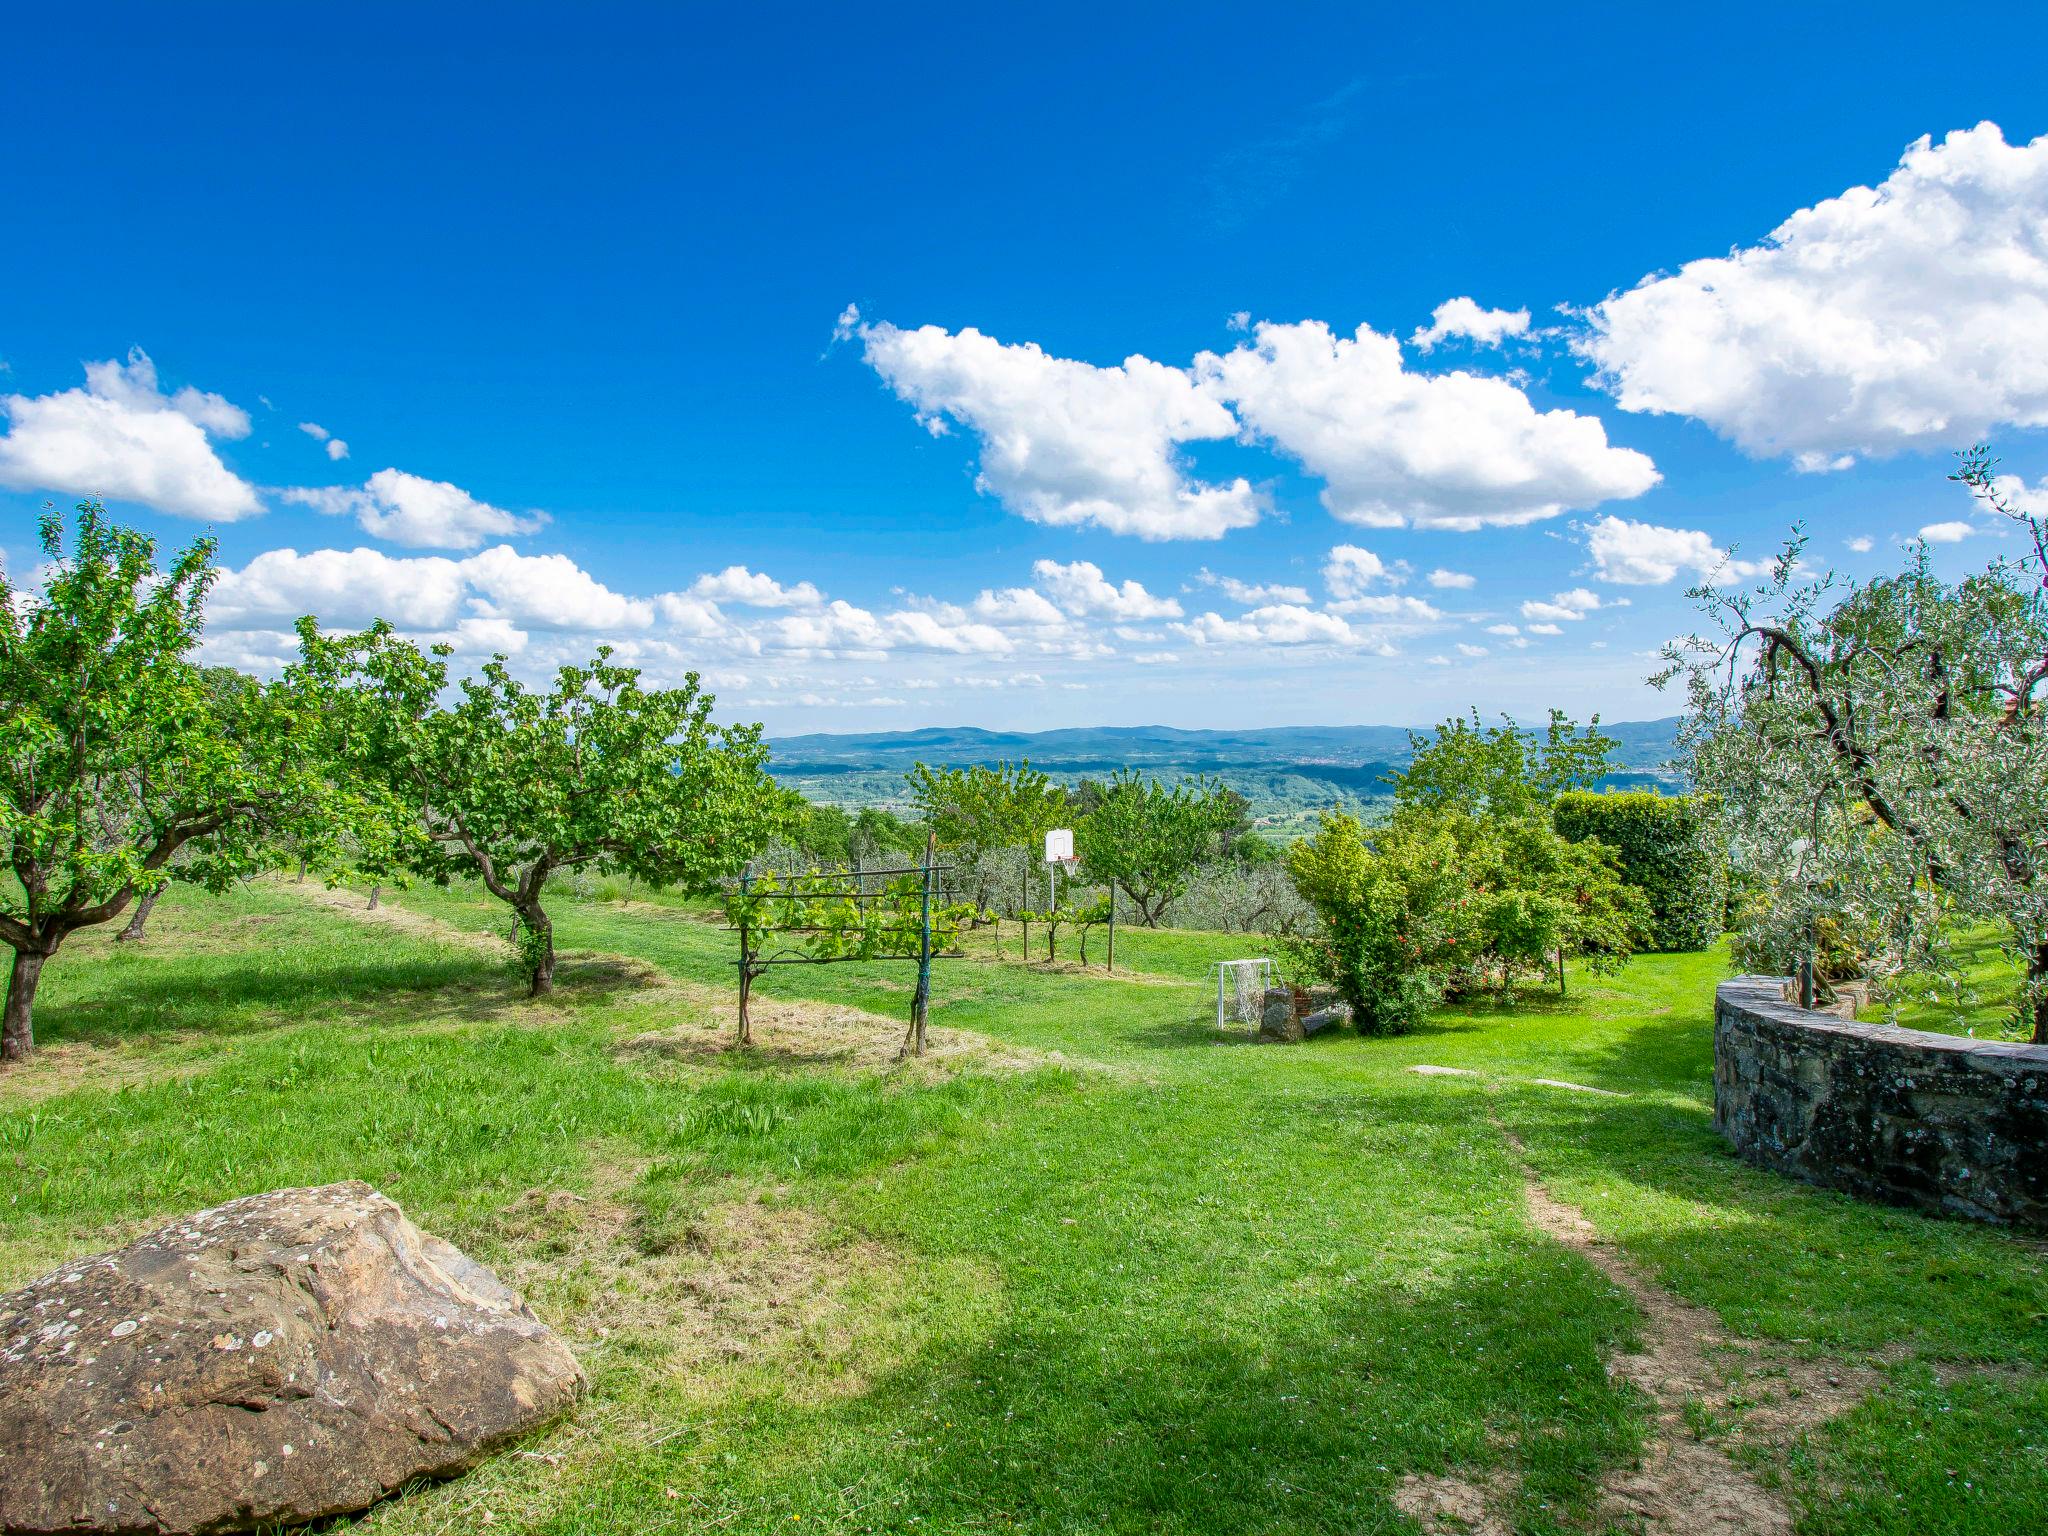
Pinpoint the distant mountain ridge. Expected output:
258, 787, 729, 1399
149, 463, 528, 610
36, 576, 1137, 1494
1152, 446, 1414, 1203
767, 719, 1686, 830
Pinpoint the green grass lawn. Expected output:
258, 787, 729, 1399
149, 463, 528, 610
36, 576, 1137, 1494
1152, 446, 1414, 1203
3, 879, 2043, 1535
1856, 925, 2035, 1040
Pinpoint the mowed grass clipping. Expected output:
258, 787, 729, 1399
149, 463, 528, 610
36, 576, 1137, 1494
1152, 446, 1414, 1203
0, 878, 2041, 1534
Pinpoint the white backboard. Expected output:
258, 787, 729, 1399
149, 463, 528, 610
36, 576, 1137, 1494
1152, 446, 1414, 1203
1044, 828, 1074, 863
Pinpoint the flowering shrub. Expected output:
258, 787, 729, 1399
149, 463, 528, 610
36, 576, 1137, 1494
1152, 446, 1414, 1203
1283, 808, 1650, 1034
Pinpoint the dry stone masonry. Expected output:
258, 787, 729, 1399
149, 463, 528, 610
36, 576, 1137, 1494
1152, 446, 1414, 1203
1714, 976, 2048, 1230
0, 1182, 584, 1534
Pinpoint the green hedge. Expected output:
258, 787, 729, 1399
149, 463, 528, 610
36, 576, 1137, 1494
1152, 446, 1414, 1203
1552, 790, 1724, 952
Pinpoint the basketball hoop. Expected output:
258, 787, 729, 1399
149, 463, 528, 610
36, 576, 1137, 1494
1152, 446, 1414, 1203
1044, 828, 1077, 911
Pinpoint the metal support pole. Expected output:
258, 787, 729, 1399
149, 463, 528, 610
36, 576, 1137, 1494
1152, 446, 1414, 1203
1106, 882, 1115, 973
745, 872, 761, 1056
907, 832, 935, 1057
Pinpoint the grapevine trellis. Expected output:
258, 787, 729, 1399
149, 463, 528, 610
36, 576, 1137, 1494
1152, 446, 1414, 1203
722, 836, 979, 1056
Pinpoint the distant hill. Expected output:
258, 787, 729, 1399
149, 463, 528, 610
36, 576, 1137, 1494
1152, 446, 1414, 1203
768, 719, 1686, 832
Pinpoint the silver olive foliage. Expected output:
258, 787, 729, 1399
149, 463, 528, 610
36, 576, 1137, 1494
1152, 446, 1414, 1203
1663, 452, 2048, 1039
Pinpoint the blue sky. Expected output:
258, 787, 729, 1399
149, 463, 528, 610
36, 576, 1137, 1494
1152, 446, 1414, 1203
6, 3, 2048, 733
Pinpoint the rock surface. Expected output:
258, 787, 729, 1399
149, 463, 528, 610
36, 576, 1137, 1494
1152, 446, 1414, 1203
1302, 1002, 1352, 1035
0, 1182, 584, 1534
1258, 987, 1305, 1042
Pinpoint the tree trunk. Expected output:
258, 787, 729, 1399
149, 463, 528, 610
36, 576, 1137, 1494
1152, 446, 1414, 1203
367, 884, 381, 911
519, 904, 555, 997
2031, 943, 2048, 1045
3, 949, 47, 1063
115, 887, 163, 943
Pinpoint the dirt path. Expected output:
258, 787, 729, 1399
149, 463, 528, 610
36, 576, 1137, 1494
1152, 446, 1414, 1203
1400, 1112, 1891, 1535
295, 879, 518, 956
1506, 1123, 1856, 1534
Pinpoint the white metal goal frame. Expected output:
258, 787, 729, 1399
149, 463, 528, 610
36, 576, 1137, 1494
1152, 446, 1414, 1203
1214, 957, 1277, 1029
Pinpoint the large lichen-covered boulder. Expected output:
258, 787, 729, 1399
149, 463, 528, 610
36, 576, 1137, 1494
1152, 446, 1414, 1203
0, 1182, 583, 1534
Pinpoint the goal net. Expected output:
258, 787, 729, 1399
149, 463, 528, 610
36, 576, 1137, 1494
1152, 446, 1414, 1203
1215, 957, 1276, 1029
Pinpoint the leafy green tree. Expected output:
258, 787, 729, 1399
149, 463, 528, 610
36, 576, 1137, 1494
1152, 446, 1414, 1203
1285, 805, 1649, 1030
1074, 771, 1243, 927
1284, 812, 1469, 1034
295, 622, 793, 995
1393, 708, 1616, 818
790, 802, 854, 867
1444, 812, 1652, 995
0, 504, 336, 1060
905, 760, 1068, 911
850, 805, 925, 863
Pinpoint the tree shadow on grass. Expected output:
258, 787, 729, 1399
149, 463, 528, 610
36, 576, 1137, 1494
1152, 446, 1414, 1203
1484, 1055, 2048, 1366
1125, 1012, 1268, 1050
545, 1235, 1643, 1536
30, 946, 664, 1052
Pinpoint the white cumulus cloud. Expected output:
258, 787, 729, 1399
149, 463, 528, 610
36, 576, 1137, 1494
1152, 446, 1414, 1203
1919, 520, 1975, 543
211, 547, 469, 630
690, 565, 824, 608
856, 317, 1260, 539
1580, 123, 2048, 465
1583, 514, 1766, 585
1031, 558, 1183, 619
461, 545, 652, 631
0, 348, 261, 521
1426, 568, 1476, 589
297, 422, 350, 461
1173, 604, 1363, 648
1195, 319, 1658, 530
1410, 297, 1531, 351
1521, 587, 1626, 623
283, 467, 545, 549
1321, 544, 1402, 597
211, 543, 650, 637
1192, 568, 1312, 606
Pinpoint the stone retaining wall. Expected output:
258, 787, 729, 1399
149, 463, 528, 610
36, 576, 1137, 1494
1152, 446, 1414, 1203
1714, 976, 2048, 1229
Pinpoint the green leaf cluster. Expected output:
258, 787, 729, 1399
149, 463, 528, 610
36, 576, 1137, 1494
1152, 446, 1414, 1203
725, 869, 979, 961
291, 620, 794, 994
1071, 771, 1245, 927
1552, 790, 1726, 952
1284, 807, 1651, 1034
0, 504, 343, 1055
1393, 708, 1618, 819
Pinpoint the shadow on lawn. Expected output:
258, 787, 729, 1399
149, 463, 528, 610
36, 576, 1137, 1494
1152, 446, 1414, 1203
556, 1234, 1643, 1534
31, 947, 661, 1051
1490, 1061, 2048, 1364
1125, 1013, 1267, 1050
